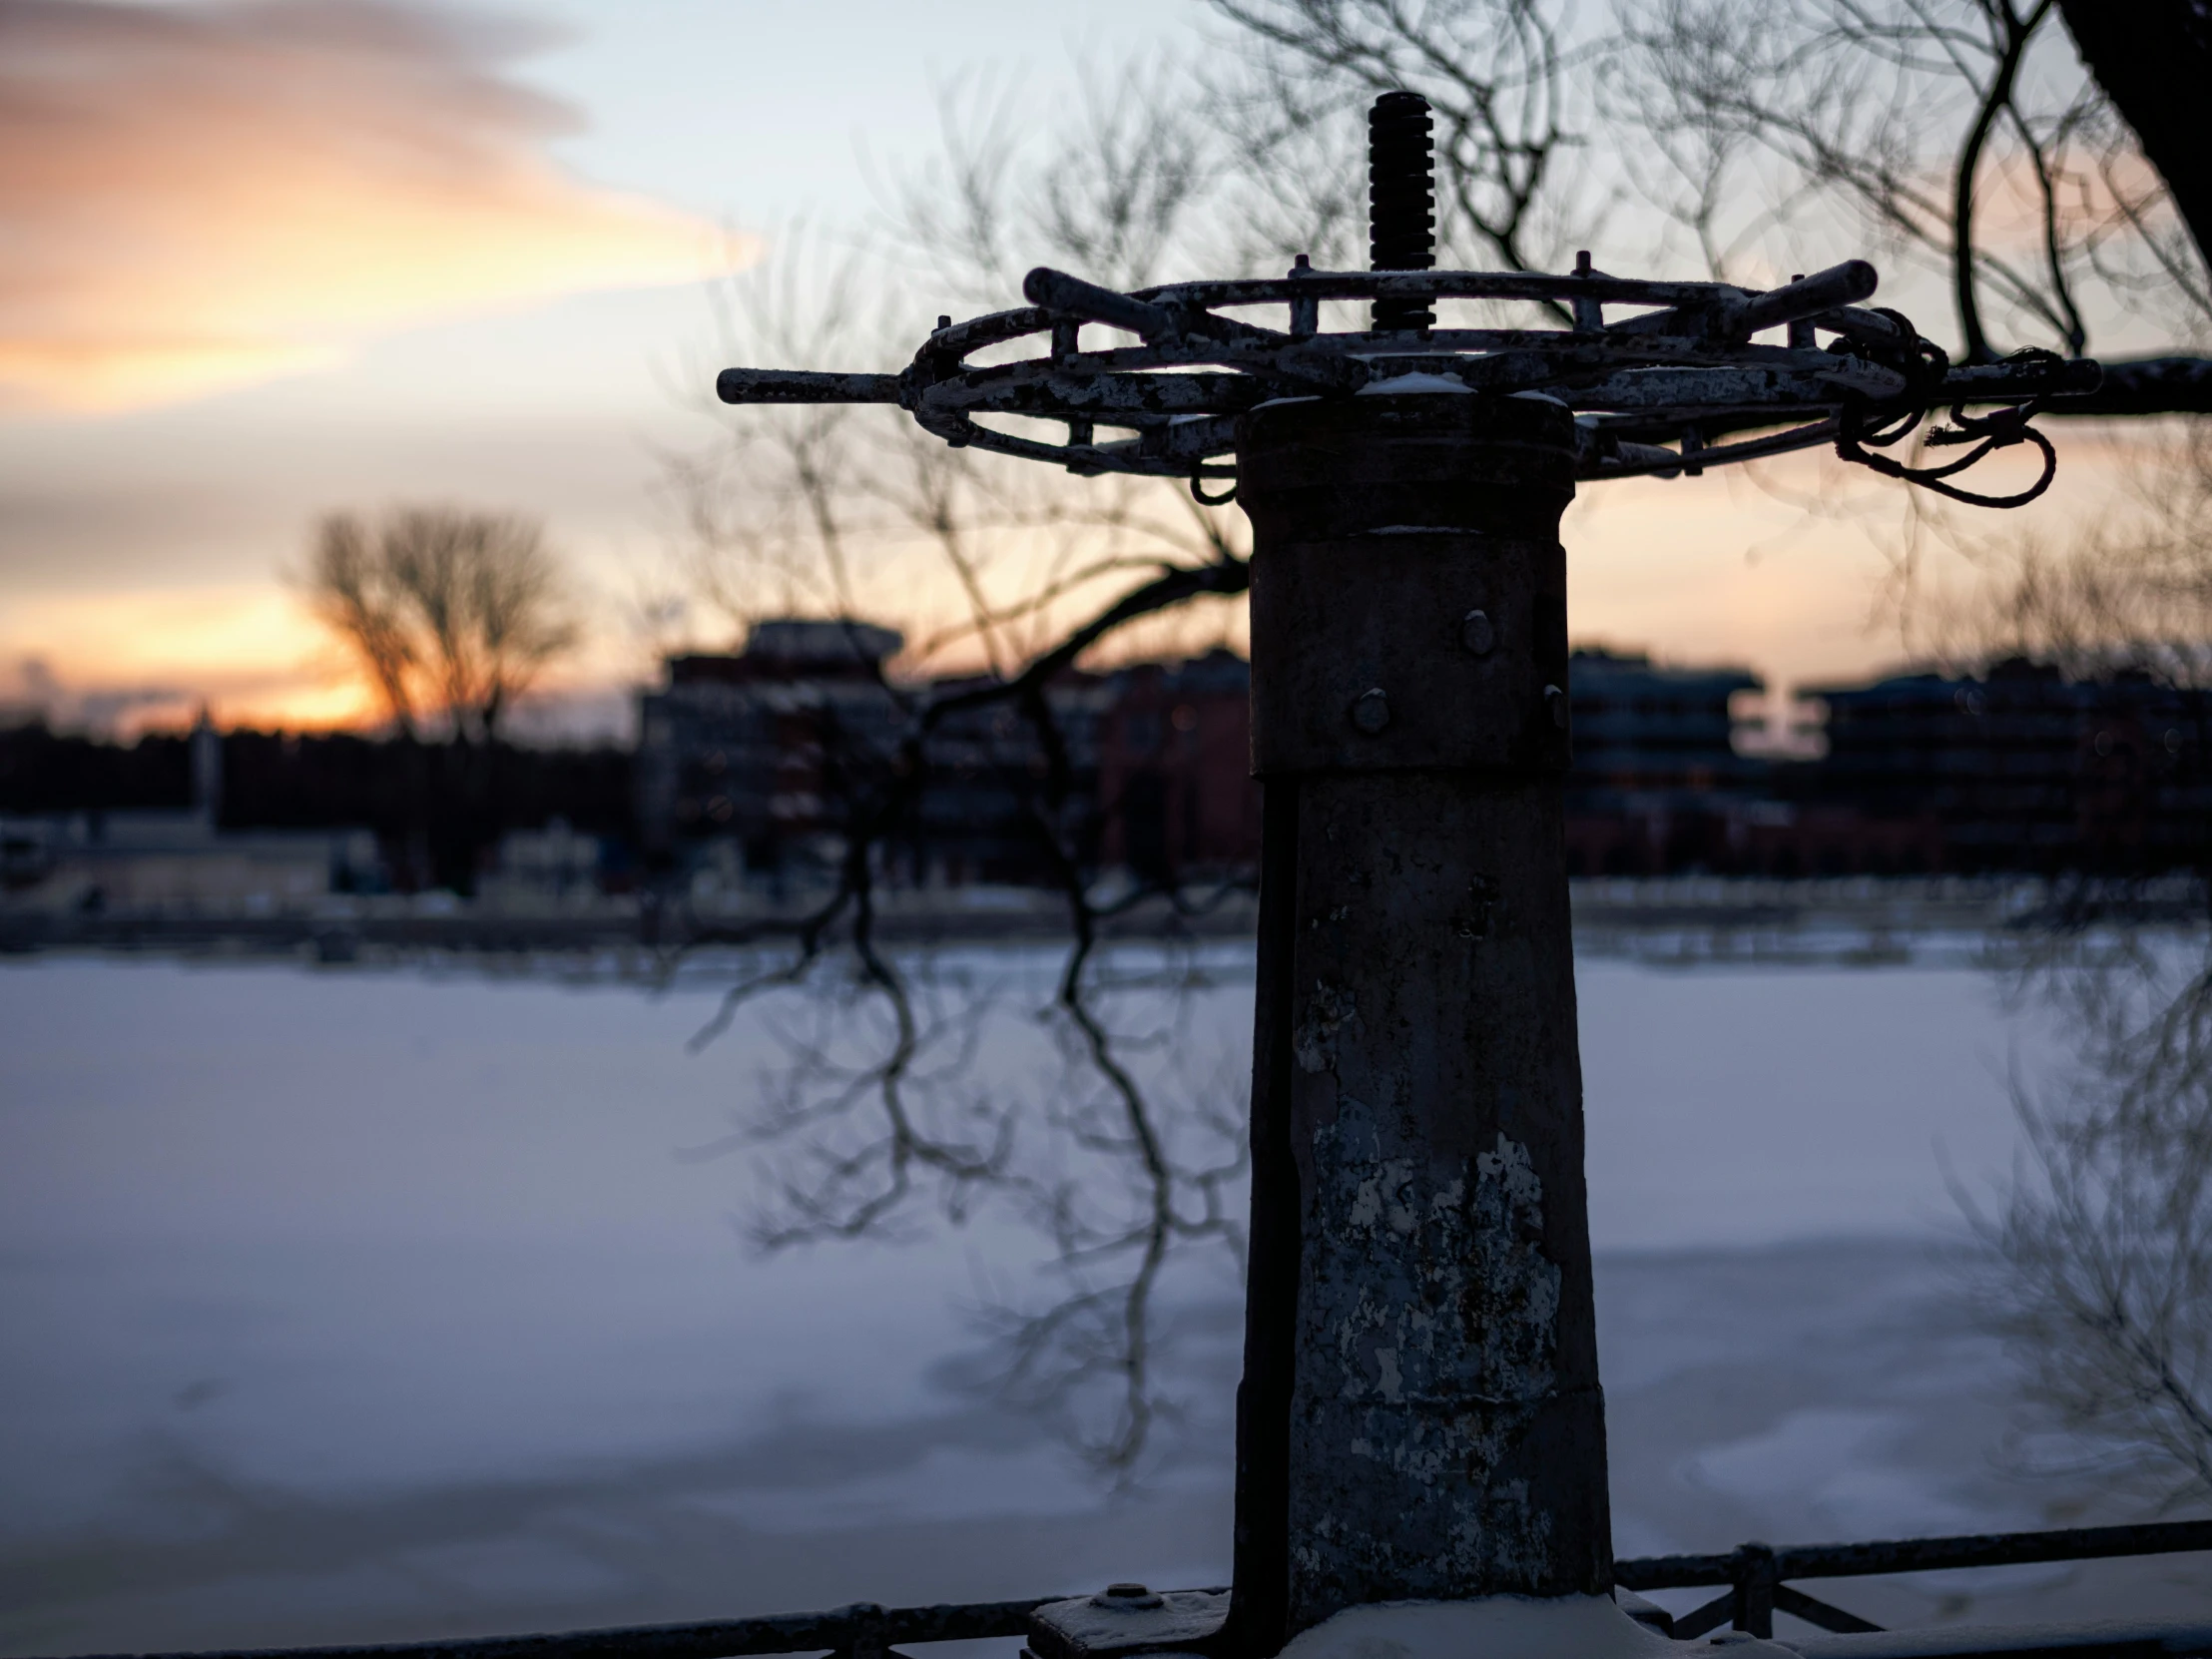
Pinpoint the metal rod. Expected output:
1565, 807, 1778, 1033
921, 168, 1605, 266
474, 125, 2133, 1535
1615, 1518, 2212, 1590
716, 369, 903, 405
1022, 268, 1179, 340
1774, 1585, 1885, 1635
1733, 262, 1880, 336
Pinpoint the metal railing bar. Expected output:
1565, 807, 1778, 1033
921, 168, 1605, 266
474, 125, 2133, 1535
1780, 1619, 2212, 1657
17, 1522, 2212, 1659
1671, 1593, 1738, 1639
1617, 1549, 1790, 1590
1614, 1518, 2212, 1590
19, 1598, 1059, 1659
1777, 1518, 2212, 1582
1775, 1585, 1886, 1635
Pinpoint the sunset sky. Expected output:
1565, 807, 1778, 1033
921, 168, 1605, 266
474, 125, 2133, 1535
0, 0, 2136, 739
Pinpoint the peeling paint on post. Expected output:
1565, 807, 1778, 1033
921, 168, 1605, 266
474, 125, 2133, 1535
1230, 393, 1610, 1652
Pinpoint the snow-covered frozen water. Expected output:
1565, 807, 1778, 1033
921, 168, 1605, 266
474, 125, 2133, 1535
0, 950, 2198, 1652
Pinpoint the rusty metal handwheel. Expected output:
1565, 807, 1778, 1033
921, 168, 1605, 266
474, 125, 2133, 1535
719, 256, 2096, 499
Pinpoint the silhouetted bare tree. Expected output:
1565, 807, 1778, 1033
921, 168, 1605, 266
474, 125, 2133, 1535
1980, 456, 2212, 679
308, 506, 576, 746
644, 54, 1320, 1472
1945, 415, 2212, 1506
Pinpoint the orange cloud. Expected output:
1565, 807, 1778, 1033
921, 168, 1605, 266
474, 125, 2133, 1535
0, 0, 754, 411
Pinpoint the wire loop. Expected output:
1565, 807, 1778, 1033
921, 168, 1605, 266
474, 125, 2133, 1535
1835, 379, 2059, 509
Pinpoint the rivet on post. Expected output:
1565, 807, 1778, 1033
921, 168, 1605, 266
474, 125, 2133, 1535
1460, 609, 1496, 656
1351, 688, 1391, 733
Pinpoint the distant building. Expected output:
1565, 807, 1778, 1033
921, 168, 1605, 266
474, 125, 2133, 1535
635, 620, 907, 884
1045, 644, 1776, 883
1096, 648, 1260, 883
21, 635, 2201, 909
636, 618, 1111, 891
1773, 658, 2212, 874
911, 671, 1112, 886
636, 636, 1792, 887
1560, 648, 1765, 875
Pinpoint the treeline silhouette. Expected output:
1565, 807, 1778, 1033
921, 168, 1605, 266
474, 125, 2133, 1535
0, 723, 192, 813
0, 724, 632, 893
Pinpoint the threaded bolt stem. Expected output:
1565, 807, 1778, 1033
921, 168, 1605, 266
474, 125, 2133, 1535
1369, 91, 1435, 332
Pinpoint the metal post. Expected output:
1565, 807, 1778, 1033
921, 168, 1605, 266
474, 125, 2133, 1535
1733, 1542, 1779, 1638
1229, 391, 1611, 1652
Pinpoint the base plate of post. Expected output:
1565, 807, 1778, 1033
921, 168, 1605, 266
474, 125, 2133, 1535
1026, 1587, 1230, 1659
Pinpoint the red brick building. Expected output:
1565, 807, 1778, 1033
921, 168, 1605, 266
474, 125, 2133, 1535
1096, 649, 1261, 883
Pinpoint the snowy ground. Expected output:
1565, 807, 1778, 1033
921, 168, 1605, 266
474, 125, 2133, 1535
1, 951, 2205, 1654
